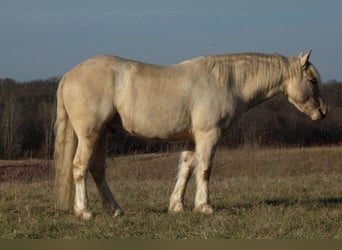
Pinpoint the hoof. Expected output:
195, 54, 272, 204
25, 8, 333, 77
74, 209, 94, 220
112, 208, 124, 218
193, 204, 214, 214
104, 204, 124, 218
168, 202, 184, 213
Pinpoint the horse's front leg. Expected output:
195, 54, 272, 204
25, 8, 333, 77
169, 143, 195, 213
193, 129, 219, 214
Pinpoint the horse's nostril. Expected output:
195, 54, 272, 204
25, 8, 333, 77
319, 108, 327, 119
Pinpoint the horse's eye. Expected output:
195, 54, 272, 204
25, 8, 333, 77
310, 79, 317, 84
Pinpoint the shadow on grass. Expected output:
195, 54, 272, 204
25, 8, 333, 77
147, 208, 169, 214
215, 196, 342, 213
317, 197, 342, 206
263, 197, 342, 207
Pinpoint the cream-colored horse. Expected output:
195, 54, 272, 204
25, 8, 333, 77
54, 51, 327, 220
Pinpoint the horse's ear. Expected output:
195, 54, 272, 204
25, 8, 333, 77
299, 50, 312, 69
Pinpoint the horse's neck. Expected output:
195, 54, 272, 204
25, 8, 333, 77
238, 77, 284, 109
234, 62, 288, 109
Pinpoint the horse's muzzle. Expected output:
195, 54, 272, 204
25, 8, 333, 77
312, 103, 328, 121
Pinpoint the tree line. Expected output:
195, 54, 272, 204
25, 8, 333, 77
1, 77, 342, 159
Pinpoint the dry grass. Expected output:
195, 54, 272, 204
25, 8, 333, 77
0, 146, 341, 239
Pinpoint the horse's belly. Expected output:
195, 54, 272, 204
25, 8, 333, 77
130, 127, 192, 141
118, 110, 192, 141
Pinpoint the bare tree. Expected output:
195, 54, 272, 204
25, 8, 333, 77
1, 95, 22, 159
38, 99, 56, 159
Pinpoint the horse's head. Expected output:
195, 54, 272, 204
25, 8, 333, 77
284, 50, 327, 120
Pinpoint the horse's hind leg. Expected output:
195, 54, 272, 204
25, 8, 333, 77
89, 129, 124, 217
169, 143, 195, 213
72, 132, 99, 220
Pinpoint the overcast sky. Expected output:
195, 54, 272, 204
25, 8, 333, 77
1, 0, 341, 81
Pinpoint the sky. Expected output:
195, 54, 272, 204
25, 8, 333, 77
1, 0, 341, 82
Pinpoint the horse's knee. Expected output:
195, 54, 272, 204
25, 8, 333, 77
72, 165, 87, 183
182, 151, 194, 162
201, 168, 212, 181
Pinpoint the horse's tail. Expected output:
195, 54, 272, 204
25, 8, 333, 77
54, 76, 77, 210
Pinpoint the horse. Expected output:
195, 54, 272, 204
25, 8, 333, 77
54, 51, 327, 220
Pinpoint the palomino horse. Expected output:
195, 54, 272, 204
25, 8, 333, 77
54, 51, 327, 220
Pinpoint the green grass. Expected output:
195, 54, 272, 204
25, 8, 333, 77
0, 146, 341, 239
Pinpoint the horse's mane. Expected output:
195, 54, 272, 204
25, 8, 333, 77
202, 53, 301, 88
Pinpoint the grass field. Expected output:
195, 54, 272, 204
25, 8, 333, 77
0, 146, 341, 239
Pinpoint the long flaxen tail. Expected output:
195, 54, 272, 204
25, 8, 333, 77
54, 77, 77, 210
